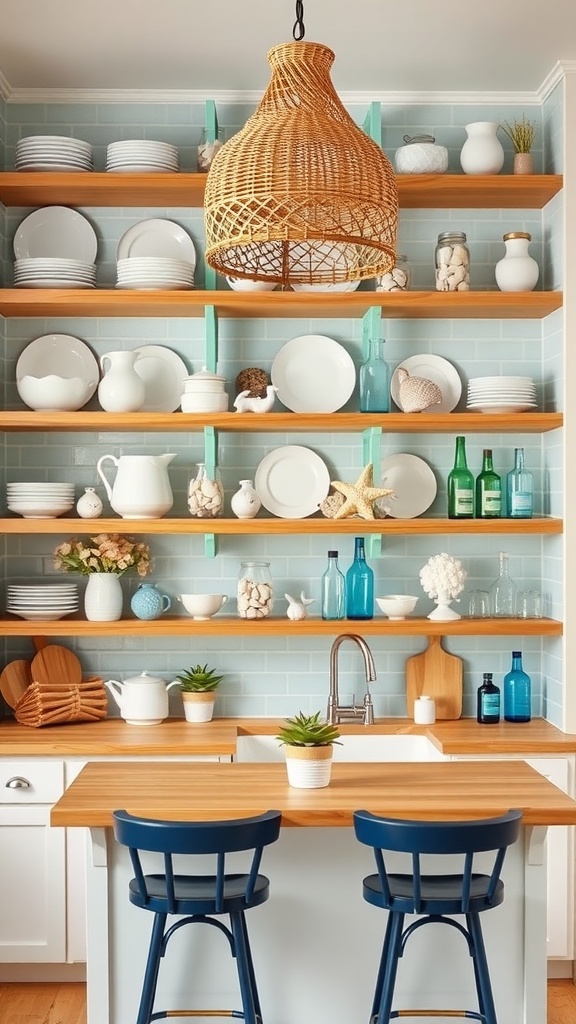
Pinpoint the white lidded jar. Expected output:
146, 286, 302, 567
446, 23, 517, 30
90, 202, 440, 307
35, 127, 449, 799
460, 121, 504, 175
413, 695, 436, 725
394, 134, 448, 175
495, 231, 540, 292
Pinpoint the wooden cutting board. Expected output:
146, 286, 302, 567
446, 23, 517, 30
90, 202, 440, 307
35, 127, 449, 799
406, 636, 463, 720
0, 659, 33, 709
31, 644, 82, 688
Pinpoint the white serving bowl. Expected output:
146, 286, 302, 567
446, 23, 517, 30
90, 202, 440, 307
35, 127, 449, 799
180, 393, 229, 413
17, 374, 95, 411
375, 595, 419, 620
177, 593, 228, 620
225, 276, 277, 292
291, 279, 360, 293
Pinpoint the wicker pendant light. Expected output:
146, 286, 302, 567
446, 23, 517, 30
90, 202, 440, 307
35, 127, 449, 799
204, 26, 398, 286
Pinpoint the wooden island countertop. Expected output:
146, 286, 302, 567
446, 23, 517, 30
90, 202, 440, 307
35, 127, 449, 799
50, 758, 576, 828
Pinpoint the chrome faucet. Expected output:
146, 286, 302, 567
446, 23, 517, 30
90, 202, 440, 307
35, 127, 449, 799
328, 634, 376, 726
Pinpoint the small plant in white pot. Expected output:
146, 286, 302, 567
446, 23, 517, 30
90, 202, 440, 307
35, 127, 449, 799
276, 711, 341, 789
176, 664, 224, 723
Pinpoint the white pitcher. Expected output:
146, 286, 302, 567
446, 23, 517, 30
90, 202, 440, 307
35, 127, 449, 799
98, 350, 146, 412
96, 453, 176, 518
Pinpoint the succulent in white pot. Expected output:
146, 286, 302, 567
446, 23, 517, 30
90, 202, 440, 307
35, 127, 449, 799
176, 663, 224, 722
276, 711, 341, 789
419, 552, 467, 621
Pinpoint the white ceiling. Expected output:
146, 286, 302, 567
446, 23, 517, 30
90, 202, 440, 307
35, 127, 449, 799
1, 0, 576, 97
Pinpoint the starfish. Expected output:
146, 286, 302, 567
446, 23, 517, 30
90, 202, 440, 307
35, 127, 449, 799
330, 464, 394, 520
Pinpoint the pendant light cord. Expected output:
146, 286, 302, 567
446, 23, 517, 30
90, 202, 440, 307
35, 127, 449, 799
293, 1, 305, 40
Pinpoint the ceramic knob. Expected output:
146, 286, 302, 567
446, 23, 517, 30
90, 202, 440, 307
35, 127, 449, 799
76, 486, 103, 518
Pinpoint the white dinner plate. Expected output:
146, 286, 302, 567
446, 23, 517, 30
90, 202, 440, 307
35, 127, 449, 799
132, 345, 189, 412
379, 453, 438, 519
255, 446, 330, 518
117, 218, 196, 267
271, 334, 356, 413
13, 206, 98, 262
16, 334, 99, 391
391, 354, 462, 413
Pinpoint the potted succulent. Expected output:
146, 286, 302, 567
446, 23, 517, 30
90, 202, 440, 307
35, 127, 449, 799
175, 663, 224, 723
276, 711, 341, 789
500, 114, 538, 174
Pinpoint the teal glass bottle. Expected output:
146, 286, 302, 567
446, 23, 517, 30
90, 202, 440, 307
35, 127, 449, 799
506, 447, 534, 518
321, 550, 346, 620
503, 651, 532, 723
475, 448, 502, 518
345, 537, 374, 620
477, 673, 500, 724
447, 436, 474, 518
359, 337, 390, 412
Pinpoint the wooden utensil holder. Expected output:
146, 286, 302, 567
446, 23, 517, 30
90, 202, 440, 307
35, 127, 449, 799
14, 675, 107, 728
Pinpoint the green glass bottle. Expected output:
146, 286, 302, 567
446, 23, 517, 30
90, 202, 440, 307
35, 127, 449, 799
447, 436, 474, 519
475, 448, 502, 518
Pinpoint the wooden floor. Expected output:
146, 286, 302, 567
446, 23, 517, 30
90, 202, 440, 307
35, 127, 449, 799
0, 979, 574, 1023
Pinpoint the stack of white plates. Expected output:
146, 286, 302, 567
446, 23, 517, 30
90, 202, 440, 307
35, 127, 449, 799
7, 481, 75, 519
106, 140, 179, 172
13, 206, 98, 288
116, 257, 195, 290
14, 257, 96, 288
467, 375, 538, 414
6, 583, 79, 621
15, 135, 93, 172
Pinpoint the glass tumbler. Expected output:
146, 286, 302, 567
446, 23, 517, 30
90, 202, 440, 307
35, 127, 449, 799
467, 590, 491, 617
517, 590, 543, 618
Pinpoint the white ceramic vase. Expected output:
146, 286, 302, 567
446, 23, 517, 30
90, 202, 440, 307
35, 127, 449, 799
84, 572, 123, 621
231, 479, 261, 519
495, 232, 540, 292
460, 121, 504, 175
182, 691, 215, 723
427, 589, 461, 622
76, 486, 103, 519
284, 745, 333, 789
98, 350, 145, 413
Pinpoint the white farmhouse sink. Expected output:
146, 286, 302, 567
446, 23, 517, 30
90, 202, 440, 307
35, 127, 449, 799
235, 732, 446, 762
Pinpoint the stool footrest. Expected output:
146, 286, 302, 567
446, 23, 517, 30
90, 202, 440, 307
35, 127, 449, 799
152, 1011, 248, 1020
389, 1011, 486, 1020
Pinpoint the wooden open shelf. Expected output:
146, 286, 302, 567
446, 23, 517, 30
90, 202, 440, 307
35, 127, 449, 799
0, 172, 562, 210
0, 411, 563, 433
0, 289, 562, 320
0, 616, 562, 638
0, 517, 562, 536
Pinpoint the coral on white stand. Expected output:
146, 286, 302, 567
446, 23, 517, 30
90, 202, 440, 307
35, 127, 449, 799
419, 553, 467, 622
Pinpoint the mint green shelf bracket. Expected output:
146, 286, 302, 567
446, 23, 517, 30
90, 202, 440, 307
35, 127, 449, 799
362, 306, 382, 358
203, 102, 218, 291
362, 101, 382, 147
204, 304, 218, 371
363, 426, 383, 559
203, 425, 218, 558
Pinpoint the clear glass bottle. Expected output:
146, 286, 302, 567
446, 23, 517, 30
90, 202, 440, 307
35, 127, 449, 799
477, 672, 501, 724
345, 537, 374, 620
506, 447, 534, 519
435, 231, 470, 292
490, 551, 517, 617
237, 561, 273, 619
359, 337, 390, 412
447, 436, 474, 519
187, 462, 224, 518
503, 651, 532, 723
475, 448, 502, 518
321, 550, 346, 620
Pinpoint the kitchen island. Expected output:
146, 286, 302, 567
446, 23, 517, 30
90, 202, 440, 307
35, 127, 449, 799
51, 758, 576, 1024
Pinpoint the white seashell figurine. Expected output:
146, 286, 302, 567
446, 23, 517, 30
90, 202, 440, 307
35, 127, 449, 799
76, 486, 103, 519
285, 592, 315, 621
396, 367, 443, 413
233, 385, 278, 414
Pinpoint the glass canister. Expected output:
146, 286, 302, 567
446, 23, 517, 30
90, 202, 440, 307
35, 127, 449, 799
197, 128, 225, 172
375, 254, 411, 292
435, 231, 470, 292
187, 462, 224, 518
237, 561, 274, 619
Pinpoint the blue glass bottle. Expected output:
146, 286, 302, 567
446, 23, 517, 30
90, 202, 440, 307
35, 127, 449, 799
503, 650, 532, 723
359, 337, 390, 412
345, 537, 374, 620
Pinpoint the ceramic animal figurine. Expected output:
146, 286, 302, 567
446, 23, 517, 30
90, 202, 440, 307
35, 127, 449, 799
396, 367, 443, 413
233, 384, 278, 413
284, 592, 315, 620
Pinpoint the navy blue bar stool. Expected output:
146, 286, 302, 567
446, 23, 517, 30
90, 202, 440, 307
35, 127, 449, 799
353, 809, 523, 1024
113, 808, 282, 1024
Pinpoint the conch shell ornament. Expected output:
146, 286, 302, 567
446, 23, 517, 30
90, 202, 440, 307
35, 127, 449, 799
396, 367, 442, 413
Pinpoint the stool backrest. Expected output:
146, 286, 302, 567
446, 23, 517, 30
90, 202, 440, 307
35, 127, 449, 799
353, 809, 523, 914
113, 809, 282, 913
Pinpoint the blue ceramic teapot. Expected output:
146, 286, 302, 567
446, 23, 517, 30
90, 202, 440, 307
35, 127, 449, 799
130, 584, 171, 620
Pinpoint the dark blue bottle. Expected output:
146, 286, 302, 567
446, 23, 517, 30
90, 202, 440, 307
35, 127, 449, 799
503, 651, 531, 723
345, 537, 374, 620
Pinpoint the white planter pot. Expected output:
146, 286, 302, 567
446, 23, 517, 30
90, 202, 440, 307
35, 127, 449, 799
285, 745, 333, 789
182, 691, 215, 723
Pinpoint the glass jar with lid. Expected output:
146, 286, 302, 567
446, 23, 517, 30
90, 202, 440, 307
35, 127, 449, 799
237, 561, 274, 619
435, 231, 470, 292
375, 254, 411, 292
187, 462, 224, 518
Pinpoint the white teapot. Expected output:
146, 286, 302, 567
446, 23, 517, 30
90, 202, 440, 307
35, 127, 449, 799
96, 452, 176, 519
104, 671, 180, 725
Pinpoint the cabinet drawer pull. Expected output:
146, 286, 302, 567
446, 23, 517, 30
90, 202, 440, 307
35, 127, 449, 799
5, 776, 31, 789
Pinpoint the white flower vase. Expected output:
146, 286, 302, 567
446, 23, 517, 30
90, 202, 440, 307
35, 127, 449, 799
460, 121, 504, 175
427, 589, 461, 621
285, 745, 333, 789
230, 479, 261, 519
84, 572, 123, 621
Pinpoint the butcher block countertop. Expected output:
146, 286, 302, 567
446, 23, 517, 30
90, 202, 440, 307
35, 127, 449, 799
50, 759, 576, 828
0, 716, 574, 757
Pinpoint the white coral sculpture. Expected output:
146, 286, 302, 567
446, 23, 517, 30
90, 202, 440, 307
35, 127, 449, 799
419, 552, 467, 602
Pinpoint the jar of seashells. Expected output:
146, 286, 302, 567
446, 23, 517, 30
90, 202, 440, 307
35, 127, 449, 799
376, 254, 411, 292
187, 462, 224, 518
237, 561, 274, 619
435, 231, 470, 292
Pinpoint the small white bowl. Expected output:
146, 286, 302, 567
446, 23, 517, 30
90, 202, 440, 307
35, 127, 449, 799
375, 595, 419, 620
225, 276, 277, 292
177, 593, 228, 620
17, 374, 95, 411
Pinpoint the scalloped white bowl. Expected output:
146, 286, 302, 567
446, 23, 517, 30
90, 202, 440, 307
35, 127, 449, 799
17, 374, 95, 411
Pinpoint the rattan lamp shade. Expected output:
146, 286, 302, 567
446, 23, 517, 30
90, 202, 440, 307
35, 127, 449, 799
204, 41, 398, 286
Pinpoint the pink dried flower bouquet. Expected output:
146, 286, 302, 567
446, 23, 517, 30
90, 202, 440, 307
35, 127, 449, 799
53, 533, 151, 577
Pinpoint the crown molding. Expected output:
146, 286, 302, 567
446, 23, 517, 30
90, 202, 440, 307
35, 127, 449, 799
537, 60, 576, 101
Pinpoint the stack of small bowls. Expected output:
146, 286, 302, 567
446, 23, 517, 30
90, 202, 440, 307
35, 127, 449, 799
180, 368, 228, 413
7, 481, 75, 519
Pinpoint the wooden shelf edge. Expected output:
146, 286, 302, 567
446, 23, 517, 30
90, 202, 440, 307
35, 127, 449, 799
0, 616, 563, 637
